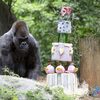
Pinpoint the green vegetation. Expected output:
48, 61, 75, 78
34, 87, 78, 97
26, 89, 45, 100
0, 85, 75, 100
0, 86, 18, 100
2, 66, 20, 77
52, 87, 75, 100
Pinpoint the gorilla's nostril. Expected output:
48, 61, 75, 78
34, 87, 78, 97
22, 42, 27, 45
24, 42, 27, 45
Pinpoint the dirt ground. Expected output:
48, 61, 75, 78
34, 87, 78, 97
79, 96, 100, 100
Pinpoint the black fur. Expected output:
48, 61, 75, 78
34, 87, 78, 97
0, 20, 41, 79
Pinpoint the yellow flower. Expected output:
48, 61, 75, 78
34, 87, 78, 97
59, 48, 64, 55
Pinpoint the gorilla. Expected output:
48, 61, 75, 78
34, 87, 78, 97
0, 20, 41, 79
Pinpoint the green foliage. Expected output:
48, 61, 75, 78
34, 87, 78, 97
2, 0, 16, 9
11, 0, 100, 68
52, 87, 75, 100
0, 86, 18, 100
44, 86, 52, 94
26, 86, 75, 100
26, 89, 44, 100
0, 85, 76, 100
2, 66, 20, 77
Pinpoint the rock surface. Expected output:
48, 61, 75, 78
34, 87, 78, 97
0, 75, 44, 92
0, 75, 53, 100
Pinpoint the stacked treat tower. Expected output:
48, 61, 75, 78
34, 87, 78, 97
44, 7, 88, 96
45, 7, 78, 74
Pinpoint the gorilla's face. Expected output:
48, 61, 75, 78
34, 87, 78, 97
13, 22, 29, 53
18, 36, 29, 49
13, 36, 29, 52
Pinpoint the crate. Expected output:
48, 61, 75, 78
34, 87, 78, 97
47, 73, 79, 94
51, 43, 73, 62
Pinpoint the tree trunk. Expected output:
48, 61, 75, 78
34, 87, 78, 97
79, 37, 100, 87
0, 0, 16, 35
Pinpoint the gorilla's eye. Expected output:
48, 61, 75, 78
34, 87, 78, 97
18, 37, 28, 41
1, 50, 8, 56
17, 37, 28, 45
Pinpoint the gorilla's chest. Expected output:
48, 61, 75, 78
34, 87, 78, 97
12, 50, 28, 63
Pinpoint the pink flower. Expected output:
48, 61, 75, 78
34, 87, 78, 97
61, 7, 72, 16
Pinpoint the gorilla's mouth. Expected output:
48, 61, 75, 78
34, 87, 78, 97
19, 41, 29, 50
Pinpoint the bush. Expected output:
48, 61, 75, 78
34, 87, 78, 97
0, 83, 76, 100
26, 89, 44, 100
0, 86, 18, 100
52, 87, 75, 100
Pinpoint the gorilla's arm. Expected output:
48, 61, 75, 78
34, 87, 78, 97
0, 34, 14, 74
27, 34, 41, 79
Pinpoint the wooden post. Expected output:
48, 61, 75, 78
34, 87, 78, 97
79, 37, 100, 87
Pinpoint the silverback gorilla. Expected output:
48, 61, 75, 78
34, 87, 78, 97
0, 20, 41, 79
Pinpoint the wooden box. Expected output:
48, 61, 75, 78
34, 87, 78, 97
47, 73, 78, 93
51, 43, 73, 62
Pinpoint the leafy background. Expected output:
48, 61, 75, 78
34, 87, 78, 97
3, 0, 100, 72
